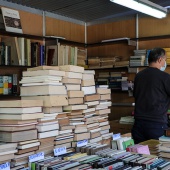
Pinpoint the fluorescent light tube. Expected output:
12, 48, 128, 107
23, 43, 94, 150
110, 0, 167, 18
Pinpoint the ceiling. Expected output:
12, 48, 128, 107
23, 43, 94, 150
4, 0, 170, 25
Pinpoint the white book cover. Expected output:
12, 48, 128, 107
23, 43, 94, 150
90, 128, 101, 133
83, 108, 96, 113
59, 129, 72, 135
17, 142, 40, 149
38, 130, 59, 139
38, 117, 56, 121
22, 82, 63, 86
99, 121, 109, 126
44, 113, 58, 117
70, 122, 84, 125
64, 105, 87, 111
0, 107, 42, 114
0, 149, 18, 156
36, 123, 59, 132
81, 86, 96, 95
85, 101, 99, 107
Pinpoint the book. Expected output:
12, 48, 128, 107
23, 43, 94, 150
23, 70, 65, 77
43, 107, 62, 113
17, 146, 39, 155
81, 86, 96, 95
0, 129, 37, 142
84, 94, 100, 102
74, 132, 90, 141
36, 123, 59, 132
17, 141, 40, 149
20, 85, 67, 96
65, 84, 80, 91
63, 105, 87, 111
68, 91, 84, 98
81, 79, 95, 87
65, 72, 82, 79
100, 94, 111, 100
0, 106, 42, 114
0, 113, 44, 120
0, 124, 36, 132
21, 95, 68, 107
68, 98, 84, 105
0, 100, 43, 107
0, 119, 37, 125
27, 66, 59, 71
38, 130, 59, 139
97, 88, 111, 94
82, 74, 94, 80
59, 65, 84, 73
62, 78, 81, 84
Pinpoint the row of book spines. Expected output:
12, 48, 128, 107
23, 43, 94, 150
0, 42, 45, 66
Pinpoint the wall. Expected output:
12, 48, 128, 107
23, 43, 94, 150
138, 14, 170, 49
18, 9, 85, 43
87, 19, 136, 60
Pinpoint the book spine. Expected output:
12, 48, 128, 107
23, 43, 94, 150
12, 74, 18, 94
1, 42, 5, 65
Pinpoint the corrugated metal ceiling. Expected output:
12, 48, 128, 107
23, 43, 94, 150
4, 0, 170, 24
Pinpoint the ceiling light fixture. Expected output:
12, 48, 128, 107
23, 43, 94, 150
110, 0, 167, 19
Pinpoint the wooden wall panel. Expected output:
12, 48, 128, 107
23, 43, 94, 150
19, 10, 43, 36
87, 19, 136, 43
46, 17, 85, 43
139, 14, 170, 37
139, 39, 170, 50
87, 44, 135, 60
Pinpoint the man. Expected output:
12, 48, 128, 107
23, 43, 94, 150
132, 48, 170, 144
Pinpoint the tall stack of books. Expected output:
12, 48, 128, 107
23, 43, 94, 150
0, 100, 43, 167
59, 65, 89, 151
96, 86, 112, 146
82, 70, 102, 144
20, 66, 68, 156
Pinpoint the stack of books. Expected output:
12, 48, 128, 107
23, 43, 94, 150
159, 135, 170, 160
82, 70, 102, 144
96, 86, 112, 145
0, 100, 43, 166
20, 66, 68, 156
60, 65, 89, 151
0, 143, 17, 164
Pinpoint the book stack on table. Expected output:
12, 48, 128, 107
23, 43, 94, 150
0, 100, 44, 167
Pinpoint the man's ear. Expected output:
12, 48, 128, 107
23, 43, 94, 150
157, 57, 162, 63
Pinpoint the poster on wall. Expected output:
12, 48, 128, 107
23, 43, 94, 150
1, 7, 23, 33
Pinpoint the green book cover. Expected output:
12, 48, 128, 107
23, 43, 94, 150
123, 139, 134, 150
